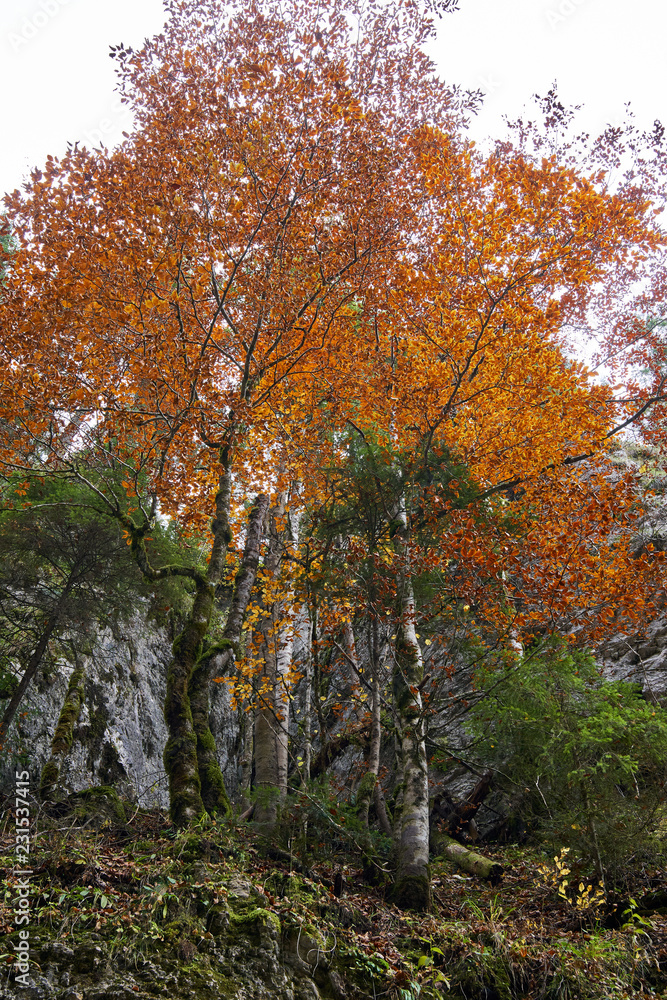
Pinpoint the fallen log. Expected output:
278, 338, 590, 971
434, 833, 503, 885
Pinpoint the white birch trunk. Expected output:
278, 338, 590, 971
298, 606, 314, 783
391, 497, 431, 910
275, 620, 292, 801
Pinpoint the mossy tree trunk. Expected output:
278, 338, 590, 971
188, 493, 269, 817
40, 649, 88, 802
391, 502, 431, 912
254, 497, 294, 829
162, 458, 234, 827
120, 443, 240, 827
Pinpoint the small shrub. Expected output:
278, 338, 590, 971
469, 639, 667, 878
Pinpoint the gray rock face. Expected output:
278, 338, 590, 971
0, 620, 241, 809
598, 616, 667, 705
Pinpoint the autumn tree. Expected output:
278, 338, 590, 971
0, 0, 469, 829
2, 0, 667, 914
279, 106, 667, 908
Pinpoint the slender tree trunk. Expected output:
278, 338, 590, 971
0, 576, 76, 744
312, 611, 327, 767
254, 496, 294, 829
163, 458, 234, 827
254, 621, 292, 826
391, 500, 431, 911
349, 620, 377, 829
368, 616, 392, 836
300, 605, 314, 784
40, 649, 88, 801
188, 493, 269, 817
392, 740, 405, 853
275, 622, 291, 803
240, 675, 254, 812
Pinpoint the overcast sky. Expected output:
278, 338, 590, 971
1, 0, 664, 196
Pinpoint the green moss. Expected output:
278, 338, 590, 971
172, 630, 203, 664
195, 726, 231, 818
201, 761, 232, 816
51, 659, 86, 755
163, 917, 197, 943
197, 638, 238, 663
205, 904, 229, 935
39, 759, 60, 800
72, 785, 127, 824
170, 833, 216, 863
189, 651, 232, 820
229, 906, 281, 934
165, 632, 206, 826
357, 771, 377, 801
391, 868, 431, 912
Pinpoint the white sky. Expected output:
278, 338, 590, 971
1, 0, 665, 195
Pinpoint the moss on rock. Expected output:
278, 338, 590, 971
229, 906, 281, 935
71, 785, 128, 825
170, 833, 218, 863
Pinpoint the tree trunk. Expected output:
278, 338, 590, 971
350, 621, 379, 829
254, 497, 294, 829
299, 605, 314, 784
0, 576, 76, 744
370, 615, 392, 837
391, 500, 431, 911
368, 617, 393, 834
163, 459, 234, 827
433, 834, 504, 884
239, 684, 254, 812
40, 649, 88, 801
188, 493, 269, 817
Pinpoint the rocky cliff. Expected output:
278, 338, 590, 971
0, 622, 242, 811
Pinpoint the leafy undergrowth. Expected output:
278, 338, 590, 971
1, 805, 667, 999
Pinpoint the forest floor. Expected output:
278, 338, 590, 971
1, 796, 667, 999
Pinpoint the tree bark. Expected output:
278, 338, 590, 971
254, 496, 294, 829
370, 614, 392, 837
299, 605, 314, 784
188, 493, 269, 817
163, 458, 234, 827
40, 649, 88, 801
391, 499, 431, 911
349, 621, 378, 829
